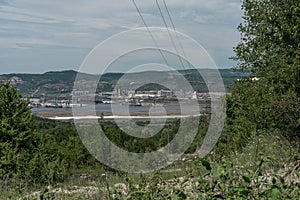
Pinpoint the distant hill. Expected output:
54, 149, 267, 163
1, 70, 92, 97
0, 69, 247, 97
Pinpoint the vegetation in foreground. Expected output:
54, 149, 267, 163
0, 0, 299, 199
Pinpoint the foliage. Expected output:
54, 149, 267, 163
229, 0, 300, 141
192, 157, 300, 199
0, 81, 38, 180
96, 117, 207, 154
233, 0, 299, 89
30, 119, 100, 184
0, 82, 100, 185
32, 155, 298, 199
0, 81, 298, 199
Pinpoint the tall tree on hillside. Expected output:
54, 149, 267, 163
226, 0, 300, 145
0, 81, 38, 179
232, 0, 300, 94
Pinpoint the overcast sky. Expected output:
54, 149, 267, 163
0, 0, 243, 74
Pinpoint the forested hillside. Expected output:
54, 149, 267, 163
0, 69, 245, 96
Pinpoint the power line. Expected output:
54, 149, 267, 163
132, 0, 169, 66
155, 0, 186, 70
162, 0, 192, 69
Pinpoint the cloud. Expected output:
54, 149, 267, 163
0, 0, 243, 73
0, 0, 8, 6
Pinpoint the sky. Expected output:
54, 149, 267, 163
0, 0, 243, 74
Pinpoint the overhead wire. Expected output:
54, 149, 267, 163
162, 0, 187, 58
155, 0, 186, 70
162, 0, 193, 69
132, 0, 169, 66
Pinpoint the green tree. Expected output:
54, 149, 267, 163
0, 81, 38, 179
229, 0, 300, 137
0, 82, 100, 184
232, 0, 299, 95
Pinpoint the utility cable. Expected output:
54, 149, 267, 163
162, 0, 193, 69
156, 0, 186, 70
132, 0, 169, 66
